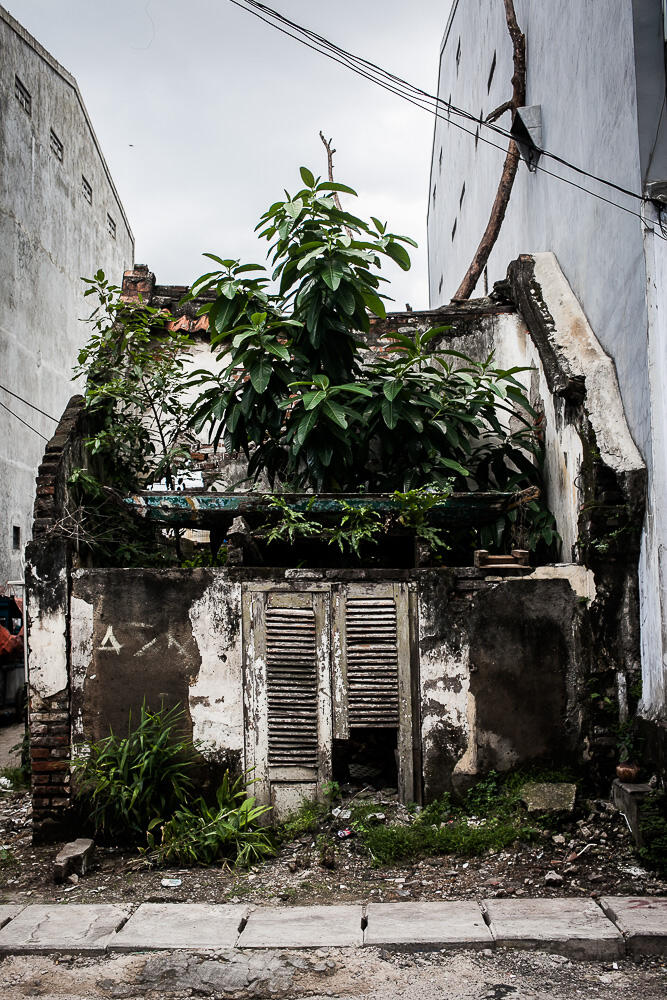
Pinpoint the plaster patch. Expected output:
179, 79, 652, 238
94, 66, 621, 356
511, 564, 597, 602
27, 603, 68, 700
532, 253, 644, 477
70, 596, 93, 692
188, 577, 243, 755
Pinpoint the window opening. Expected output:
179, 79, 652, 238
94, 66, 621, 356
12, 526, 21, 551
82, 175, 92, 204
439, 146, 443, 169
487, 51, 497, 92
49, 129, 63, 162
451, 218, 457, 241
438, 275, 444, 294
456, 37, 461, 75
483, 266, 489, 295
432, 184, 437, 206
107, 213, 117, 239
14, 75, 31, 115
459, 182, 466, 208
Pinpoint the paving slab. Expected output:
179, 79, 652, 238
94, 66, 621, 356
483, 897, 624, 960
364, 901, 493, 950
0, 904, 130, 953
238, 905, 363, 949
600, 896, 667, 956
0, 905, 23, 930
110, 903, 248, 951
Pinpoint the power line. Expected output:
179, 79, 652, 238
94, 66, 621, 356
229, 0, 663, 238
0, 383, 59, 422
235, 0, 646, 206
0, 399, 49, 442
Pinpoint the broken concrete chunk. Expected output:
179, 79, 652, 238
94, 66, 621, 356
54, 838, 95, 884
520, 783, 577, 813
544, 871, 564, 886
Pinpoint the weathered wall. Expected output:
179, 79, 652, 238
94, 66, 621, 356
428, 0, 651, 461
69, 569, 244, 767
0, 6, 133, 589
428, 0, 665, 732
53, 566, 594, 819
418, 568, 592, 800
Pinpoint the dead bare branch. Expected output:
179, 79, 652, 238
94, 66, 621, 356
452, 0, 526, 301
486, 100, 513, 124
319, 131, 352, 237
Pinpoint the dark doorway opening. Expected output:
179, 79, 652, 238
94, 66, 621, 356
332, 727, 398, 790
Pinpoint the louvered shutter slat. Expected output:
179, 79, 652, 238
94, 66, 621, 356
346, 594, 400, 727
266, 603, 319, 767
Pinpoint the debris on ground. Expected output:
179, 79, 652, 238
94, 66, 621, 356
1, 784, 666, 909
521, 782, 578, 813
54, 838, 95, 884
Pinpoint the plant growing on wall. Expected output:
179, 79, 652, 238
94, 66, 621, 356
186, 166, 556, 551
76, 271, 194, 493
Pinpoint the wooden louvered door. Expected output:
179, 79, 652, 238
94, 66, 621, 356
332, 582, 416, 803
243, 587, 332, 819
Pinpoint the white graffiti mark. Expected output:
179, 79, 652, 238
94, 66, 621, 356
98, 626, 122, 654
167, 634, 186, 655
135, 637, 158, 657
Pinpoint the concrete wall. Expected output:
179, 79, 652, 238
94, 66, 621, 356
64, 567, 590, 805
0, 6, 133, 589
428, 0, 650, 458
428, 0, 666, 726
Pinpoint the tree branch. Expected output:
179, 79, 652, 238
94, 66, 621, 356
452, 0, 526, 301
486, 99, 513, 123
319, 131, 343, 211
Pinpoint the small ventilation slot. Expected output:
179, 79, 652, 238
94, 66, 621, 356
266, 604, 318, 767
345, 596, 399, 727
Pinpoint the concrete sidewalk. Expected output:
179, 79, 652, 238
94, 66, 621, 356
0, 897, 664, 959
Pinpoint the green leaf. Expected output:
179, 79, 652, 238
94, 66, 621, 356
382, 381, 402, 402
359, 287, 386, 318
381, 397, 399, 429
294, 407, 319, 446
323, 400, 348, 429
321, 258, 344, 291
302, 389, 326, 410
249, 357, 273, 394
285, 198, 304, 220
299, 166, 315, 187
315, 181, 358, 196
384, 241, 411, 271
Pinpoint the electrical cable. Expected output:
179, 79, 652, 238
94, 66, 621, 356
229, 0, 664, 237
0, 399, 49, 442
0, 383, 59, 422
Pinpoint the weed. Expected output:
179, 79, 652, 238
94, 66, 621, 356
72, 701, 196, 844
0, 766, 28, 791
141, 770, 274, 868
279, 798, 327, 842
321, 779, 341, 803
0, 847, 15, 868
638, 791, 667, 873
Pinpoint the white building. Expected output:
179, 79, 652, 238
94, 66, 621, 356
428, 0, 667, 728
0, 5, 133, 589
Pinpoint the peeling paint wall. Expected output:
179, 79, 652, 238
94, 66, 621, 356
69, 569, 244, 770
61, 566, 592, 812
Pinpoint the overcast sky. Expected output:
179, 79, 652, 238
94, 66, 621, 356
6, 0, 447, 309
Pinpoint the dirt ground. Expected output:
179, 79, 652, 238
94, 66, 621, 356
0, 945, 665, 1000
1, 784, 665, 909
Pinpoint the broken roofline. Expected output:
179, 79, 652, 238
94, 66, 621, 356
120, 264, 516, 336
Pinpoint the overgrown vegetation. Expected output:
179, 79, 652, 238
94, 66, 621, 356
73, 702, 196, 844
141, 770, 273, 868
184, 167, 557, 554
359, 770, 544, 865
70, 166, 558, 562
73, 701, 272, 867
638, 791, 667, 873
